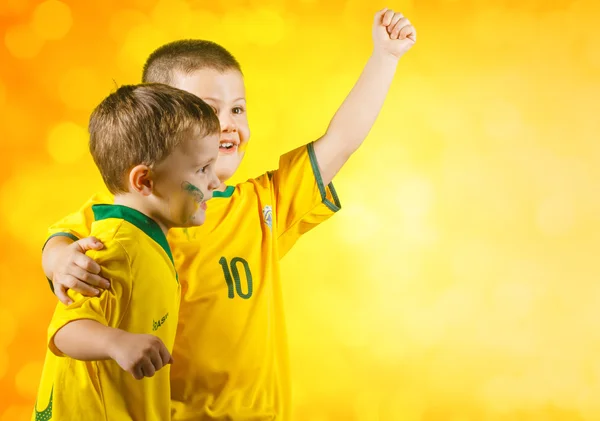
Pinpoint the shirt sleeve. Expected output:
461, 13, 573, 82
43, 191, 113, 250
271, 142, 342, 257
47, 237, 132, 357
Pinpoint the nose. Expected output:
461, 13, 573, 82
219, 110, 237, 133
208, 167, 221, 190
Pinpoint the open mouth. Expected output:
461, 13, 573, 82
219, 140, 238, 154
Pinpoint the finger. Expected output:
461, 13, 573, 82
54, 285, 73, 306
374, 8, 388, 25
73, 252, 102, 275
168, 355, 174, 365
140, 360, 156, 378
387, 13, 403, 34
131, 364, 144, 380
382, 9, 395, 26
149, 350, 164, 372
70, 264, 110, 289
61, 273, 100, 296
399, 24, 416, 41
74, 236, 105, 253
158, 345, 171, 367
390, 17, 409, 39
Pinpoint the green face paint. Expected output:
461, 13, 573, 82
181, 181, 204, 203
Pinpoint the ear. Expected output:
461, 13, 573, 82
128, 164, 153, 196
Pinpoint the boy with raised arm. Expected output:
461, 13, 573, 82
40, 9, 416, 420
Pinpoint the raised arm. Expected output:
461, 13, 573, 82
312, 8, 417, 185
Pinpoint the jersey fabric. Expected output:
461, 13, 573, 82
43, 142, 341, 420
34, 204, 181, 421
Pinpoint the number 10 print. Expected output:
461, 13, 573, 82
219, 257, 254, 299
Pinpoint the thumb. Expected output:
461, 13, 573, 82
74, 236, 104, 253
55, 284, 74, 306
374, 8, 388, 26
168, 356, 174, 365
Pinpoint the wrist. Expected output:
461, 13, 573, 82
370, 50, 401, 66
105, 328, 128, 360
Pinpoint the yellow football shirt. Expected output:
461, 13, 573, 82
34, 204, 181, 421
44, 143, 341, 420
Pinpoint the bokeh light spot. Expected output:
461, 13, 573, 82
47, 121, 88, 164
58, 66, 113, 110
2, 103, 36, 145
394, 176, 438, 246
108, 9, 149, 42
223, 8, 289, 46
15, 360, 44, 399
0, 306, 17, 347
31, 0, 73, 41
151, 0, 192, 37
244, 9, 286, 46
0, 405, 31, 421
4, 24, 44, 59
336, 202, 381, 245
118, 23, 169, 73
0, 0, 31, 16
0, 349, 7, 381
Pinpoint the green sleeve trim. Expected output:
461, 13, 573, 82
307, 142, 342, 213
42, 232, 79, 251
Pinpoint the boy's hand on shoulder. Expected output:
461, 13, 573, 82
51, 236, 110, 305
372, 8, 417, 59
108, 330, 173, 380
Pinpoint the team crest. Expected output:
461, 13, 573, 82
263, 205, 273, 230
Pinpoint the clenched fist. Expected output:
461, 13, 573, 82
109, 331, 173, 380
373, 8, 417, 59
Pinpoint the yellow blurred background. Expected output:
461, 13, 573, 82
1, 0, 599, 419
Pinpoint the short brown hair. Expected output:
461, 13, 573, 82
142, 40, 242, 85
89, 83, 220, 194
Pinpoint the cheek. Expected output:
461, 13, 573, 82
237, 117, 250, 143
152, 177, 176, 199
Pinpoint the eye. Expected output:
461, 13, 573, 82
232, 106, 245, 115
198, 164, 210, 174
209, 105, 218, 115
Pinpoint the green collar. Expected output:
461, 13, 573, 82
213, 185, 235, 198
91, 204, 174, 266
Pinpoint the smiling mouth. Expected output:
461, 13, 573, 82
219, 141, 238, 154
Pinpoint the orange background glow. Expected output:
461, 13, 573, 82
1, 0, 598, 419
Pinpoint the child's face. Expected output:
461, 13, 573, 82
151, 128, 220, 227
172, 68, 250, 186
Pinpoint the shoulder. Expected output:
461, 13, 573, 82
87, 220, 133, 266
